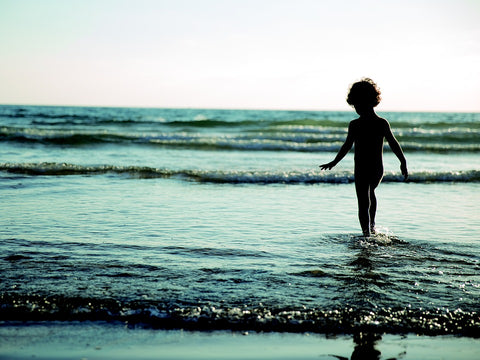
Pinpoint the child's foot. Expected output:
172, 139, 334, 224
363, 229, 371, 237
370, 224, 376, 235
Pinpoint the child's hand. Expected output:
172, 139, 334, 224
401, 163, 408, 181
319, 161, 336, 171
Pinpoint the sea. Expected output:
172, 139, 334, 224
1, 105, 479, 337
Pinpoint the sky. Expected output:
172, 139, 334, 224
0, 0, 479, 111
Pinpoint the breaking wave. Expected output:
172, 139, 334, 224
1, 294, 478, 336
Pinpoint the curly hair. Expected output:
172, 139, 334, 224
346, 78, 381, 107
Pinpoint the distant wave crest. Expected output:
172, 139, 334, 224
1, 126, 478, 153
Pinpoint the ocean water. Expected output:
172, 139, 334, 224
1, 105, 479, 336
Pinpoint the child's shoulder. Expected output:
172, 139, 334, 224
349, 118, 361, 126
348, 116, 388, 125
378, 116, 391, 128
348, 116, 390, 133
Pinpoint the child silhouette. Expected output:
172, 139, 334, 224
320, 78, 408, 237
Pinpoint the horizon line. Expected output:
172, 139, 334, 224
0, 102, 479, 114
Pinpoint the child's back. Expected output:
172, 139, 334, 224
320, 79, 407, 236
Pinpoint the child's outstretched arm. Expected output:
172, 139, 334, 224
385, 122, 408, 180
319, 124, 354, 170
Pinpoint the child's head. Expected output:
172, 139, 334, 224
346, 78, 381, 108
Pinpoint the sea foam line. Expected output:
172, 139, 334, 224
1, 163, 479, 184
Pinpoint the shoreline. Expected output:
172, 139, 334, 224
1, 322, 479, 360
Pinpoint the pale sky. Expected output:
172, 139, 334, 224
0, 0, 479, 111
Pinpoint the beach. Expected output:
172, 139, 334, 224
1, 105, 479, 358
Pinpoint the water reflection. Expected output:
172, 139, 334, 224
330, 237, 392, 359
329, 332, 383, 360
351, 332, 382, 360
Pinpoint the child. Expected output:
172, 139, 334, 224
320, 78, 408, 237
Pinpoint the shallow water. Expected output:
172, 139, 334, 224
1, 106, 479, 335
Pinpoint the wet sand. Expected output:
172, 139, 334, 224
1, 322, 479, 360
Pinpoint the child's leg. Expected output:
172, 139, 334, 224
355, 179, 371, 236
368, 173, 383, 233
369, 188, 377, 233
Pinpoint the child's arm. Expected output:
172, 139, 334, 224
385, 122, 408, 180
319, 123, 354, 170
